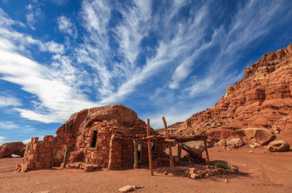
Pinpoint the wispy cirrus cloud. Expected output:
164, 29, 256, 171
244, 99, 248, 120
0, 95, 21, 107
0, 121, 19, 130
0, 0, 291, 130
57, 16, 77, 38
25, 0, 42, 29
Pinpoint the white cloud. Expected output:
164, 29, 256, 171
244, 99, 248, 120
0, 0, 290, 126
0, 9, 96, 123
171, 0, 288, 96
0, 96, 21, 107
0, 121, 19, 130
0, 136, 8, 145
0, 9, 23, 27
0, 48, 96, 122
57, 16, 76, 37
26, 1, 41, 29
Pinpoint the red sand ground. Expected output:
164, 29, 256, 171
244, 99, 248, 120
1, 147, 292, 193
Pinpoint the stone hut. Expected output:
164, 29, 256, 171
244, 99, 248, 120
17, 105, 154, 172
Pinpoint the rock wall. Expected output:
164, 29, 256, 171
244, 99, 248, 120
170, 44, 292, 145
18, 105, 152, 172
17, 136, 55, 172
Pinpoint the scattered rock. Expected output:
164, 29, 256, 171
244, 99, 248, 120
118, 185, 143, 193
83, 164, 101, 172
215, 139, 226, 147
226, 138, 244, 148
249, 142, 260, 149
10, 154, 21, 158
267, 140, 290, 152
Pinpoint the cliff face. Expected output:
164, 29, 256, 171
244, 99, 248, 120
172, 44, 292, 144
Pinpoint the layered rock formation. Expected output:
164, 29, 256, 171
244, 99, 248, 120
171, 44, 292, 145
0, 142, 25, 158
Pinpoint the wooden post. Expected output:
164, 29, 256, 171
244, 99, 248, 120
178, 143, 182, 160
133, 140, 138, 169
62, 146, 68, 168
146, 119, 154, 176
162, 116, 169, 137
162, 116, 174, 168
204, 139, 210, 162
107, 134, 115, 169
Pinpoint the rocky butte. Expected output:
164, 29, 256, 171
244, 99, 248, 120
169, 44, 292, 149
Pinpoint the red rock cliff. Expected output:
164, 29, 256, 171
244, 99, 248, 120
171, 44, 292, 144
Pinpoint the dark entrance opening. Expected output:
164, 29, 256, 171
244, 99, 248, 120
90, 130, 97, 148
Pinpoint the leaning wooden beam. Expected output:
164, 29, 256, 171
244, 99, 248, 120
204, 138, 210, 162
146, 119, 154, 176
162, 116, 174, 168
133, 140, 138, 169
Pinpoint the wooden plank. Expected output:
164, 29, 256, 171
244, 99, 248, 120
133, 140, 138, 169
146, 119, 154, 176
162, 116, 174, 168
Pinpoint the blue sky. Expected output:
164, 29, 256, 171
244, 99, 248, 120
0, 0, 292, 144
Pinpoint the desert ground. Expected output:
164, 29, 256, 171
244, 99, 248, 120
1, 147, 292, 193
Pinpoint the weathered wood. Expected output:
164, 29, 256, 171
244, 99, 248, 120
177, 144, 182, 159
162, 116, 174, 168
204, 139, 210, 162
169, 144, 174, 168
162, 116, 169, 137
107, 134, 116, 169
133, 140, 138, 169
146, 119, 154, 176
62, 146, 68, 168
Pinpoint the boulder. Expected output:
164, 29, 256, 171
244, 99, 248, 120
118, 185, 143, 193
0, 142, 25, 158
183, 141, 205, 156
267, 140, 290, 152
226, 138, 245, 148
240, 128, 275, 145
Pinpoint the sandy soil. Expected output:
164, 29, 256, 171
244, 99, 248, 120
1, 147, 292, 193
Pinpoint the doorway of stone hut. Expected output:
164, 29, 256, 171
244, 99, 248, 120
90, 130, 98, 148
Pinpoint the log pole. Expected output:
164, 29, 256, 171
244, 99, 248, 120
133, 140, 138, 169
146, 119, 154, 176
204, 139, 210, 162
62, 146, 68, 168
162, 116, 174, 168
178, 143, 182, 160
